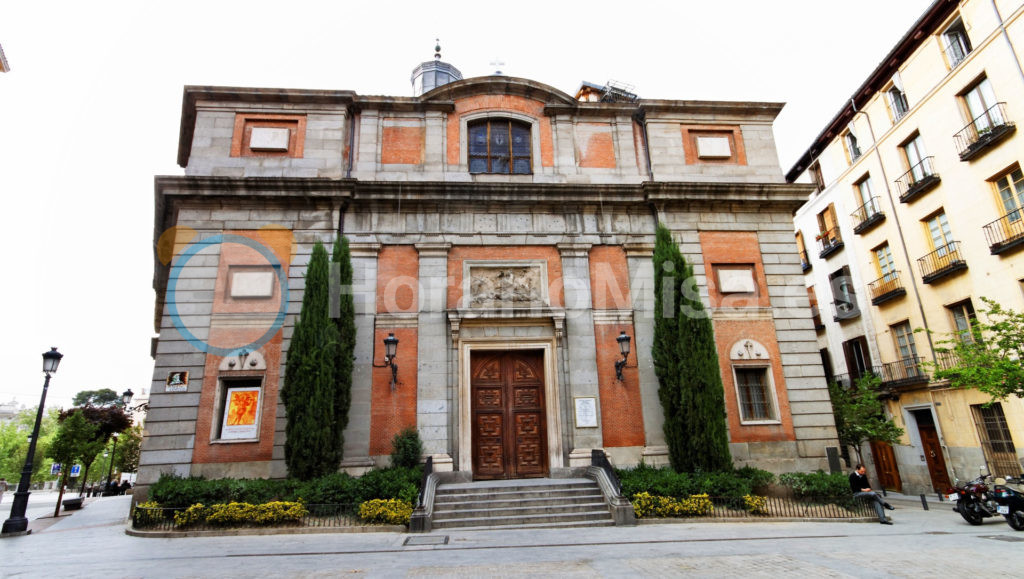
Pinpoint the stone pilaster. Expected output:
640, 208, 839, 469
341, 242, 381, 470
415, 242, 454, 470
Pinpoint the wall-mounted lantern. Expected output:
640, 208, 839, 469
615, 331, 631, 382
382, 333, 399, 390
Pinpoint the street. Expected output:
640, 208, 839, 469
2, 493, 1024, 577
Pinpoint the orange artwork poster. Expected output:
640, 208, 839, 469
227, 390, 259, 426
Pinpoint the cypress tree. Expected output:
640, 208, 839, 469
282, 241, 341, 480
331, 236, 356, 464
651, 224, 732, 472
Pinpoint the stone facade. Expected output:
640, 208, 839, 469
138, 73, 836, 500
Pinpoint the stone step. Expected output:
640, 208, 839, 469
435, 481, 596, 497
434, 501, 610, 520
432, 509, 614, 529
434, 488, 603, 503
434, 494, 605, 511
434, 518, 615, 532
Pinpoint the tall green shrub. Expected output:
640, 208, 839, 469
282, 241, 342, 480
651, 224, 732, 472
332, 236, 356, 463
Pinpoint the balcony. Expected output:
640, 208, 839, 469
868, 271, 907, 306
799, 249, 811, 272
879, 357, 929, 388
810, 305, 825, 332
944, 33, 971, 68
831, 300, 860, 322
917, 241, 967, 284
983, 210, 1024, 255
851, 197, 885, 234
895, 157, 940, 203
816, 229, 844, 259
935, 350, 963, 373
954, 103, 1016, 162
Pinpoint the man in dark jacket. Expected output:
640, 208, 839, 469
850, 464, 896, 524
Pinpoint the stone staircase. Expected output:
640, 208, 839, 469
430, 477, 615, 531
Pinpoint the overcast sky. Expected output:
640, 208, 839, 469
0, 0, 934, 410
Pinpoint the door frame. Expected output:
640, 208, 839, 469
458, 337, 564, 474
904, 404, 952, 490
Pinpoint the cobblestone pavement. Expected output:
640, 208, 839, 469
2, 494, 1023, 577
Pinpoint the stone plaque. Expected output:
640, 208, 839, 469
696, 136, 731, 159
467, 263, 545, 307
574, 397, 598, 428
716, 266, 756, 293
249, 127, 290, 151
231, 270, 275, 298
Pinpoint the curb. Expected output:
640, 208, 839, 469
125, 524, 406, 538
637, 516, 878, 524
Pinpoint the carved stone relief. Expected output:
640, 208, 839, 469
465, 261, 548, 308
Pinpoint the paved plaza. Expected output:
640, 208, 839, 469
2, 492, 1024, 577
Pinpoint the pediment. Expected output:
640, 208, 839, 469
420, 75, 576, 106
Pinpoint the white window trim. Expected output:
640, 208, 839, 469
731, 364, 782, 425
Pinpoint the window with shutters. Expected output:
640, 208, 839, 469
468, 119, 532, 174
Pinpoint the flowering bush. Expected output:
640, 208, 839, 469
743, 494, 768, 515
173, 503, 210, 527
358, 498, 413, 525
172, 501, 307, 527
631, 492, 713, 518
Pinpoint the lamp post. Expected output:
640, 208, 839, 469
2, 347, 63, 536
104, 433, 119, 494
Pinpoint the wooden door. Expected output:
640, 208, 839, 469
471, 350, 548, 480
869, 440, 902, 492
916, 417, 951, 491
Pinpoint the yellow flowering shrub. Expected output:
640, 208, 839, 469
173, 501, 307, 527
631, 492, 713, 518
358, 498, 413, 525
174, 503, 210, 527
743, 494, 768, 515
134, 501, 166, 527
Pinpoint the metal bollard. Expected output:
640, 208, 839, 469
920, 494, 929, 510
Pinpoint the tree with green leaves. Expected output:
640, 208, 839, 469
46, 412, 104, 515
931, 297, 1024, 401
72, 388, 121, 407
282, 240, 342, 480
827, 374, 904, 464
332, 235, 356, 464
114, 425, 143, 474
0, 407, 60, 483
58, 404, 132, 494
652, 224, 732, 472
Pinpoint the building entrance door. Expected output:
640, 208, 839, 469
869, 440, 902, 492
912, 409, 951, 492
470, 350, 548, 480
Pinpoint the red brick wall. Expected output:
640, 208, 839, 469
680, 124, 746, 165
193, 229, 293, 464
369, 326, 418, 456
699, 231, 770, 309
588, 246, 631, 310
447, 95, 554, 168
712, 319, 795, 443
231, 114, 307, 158
376, 246, 419, 313
447, 246, 564, 308
593, 323, 645, 447
381, 124, 424, 165
577, 123, 616, 169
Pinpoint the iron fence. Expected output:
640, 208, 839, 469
636, 495, 876, 520
132, 503, 363, 532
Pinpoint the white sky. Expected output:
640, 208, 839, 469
0, 0, 934, 410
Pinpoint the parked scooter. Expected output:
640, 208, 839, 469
946, 472, 999, 525
992, 476, 1024, 531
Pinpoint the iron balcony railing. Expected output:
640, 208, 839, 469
880, 356, 928, 386
944, 33, 970, 68
868, 272, 906, 306
851, 197, 885, 233
895, 157, 940, 202
917, 241, 967, 284
935, 350, 963, 373
817, 228, 844, 258
954, 103, 1015, 161
799, 249, 811, 272
983, 210, 1024, 255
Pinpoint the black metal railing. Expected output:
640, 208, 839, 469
632, 494, 876, 520
895, 157, 940, 202
851, 197, 885, 233
592, 449, 622, 496
954, 103, 1015, 161
817, 228, 844, 258
132, 503, 364, 532
880, 356, 928, 386
935, 350, 963, 372
917, 241, 967, 283
983, 210, 1024, 255
868, 272, 906, 305
417, 455, 433, 508
799, 249, 811, 272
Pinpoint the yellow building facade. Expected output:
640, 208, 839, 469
790, 0, 1024, 494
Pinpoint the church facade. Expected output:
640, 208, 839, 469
137, 60, 837, 498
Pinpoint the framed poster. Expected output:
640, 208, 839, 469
574, 397, 598, 428
220, 386, 261, 440
166, 371, 189, 393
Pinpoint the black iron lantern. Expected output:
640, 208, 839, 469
615, 331, 631, 381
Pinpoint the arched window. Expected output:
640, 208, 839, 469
468, 119, 532, 174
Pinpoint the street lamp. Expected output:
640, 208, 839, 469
104, 433, 120, 495
614, 331, 631, 382
2, 347, 63, 536
121, 389, 134, 407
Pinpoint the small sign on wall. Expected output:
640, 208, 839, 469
166, 371, 189, 393
574, 397, 598, 428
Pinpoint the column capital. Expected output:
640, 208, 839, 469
557, 242, 593, 257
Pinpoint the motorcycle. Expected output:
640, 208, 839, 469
992, 476, 1024, 531
946, 473, 999, 525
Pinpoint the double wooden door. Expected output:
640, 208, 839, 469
870, 440, 902, 492
471, 350, 548, 480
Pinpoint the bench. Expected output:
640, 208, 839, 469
62, 497, 84, 510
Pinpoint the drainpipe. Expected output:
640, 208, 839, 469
989, 0, 1024, 85
854, 102, 937, 361
634, 107, 660, 226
